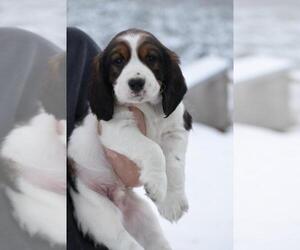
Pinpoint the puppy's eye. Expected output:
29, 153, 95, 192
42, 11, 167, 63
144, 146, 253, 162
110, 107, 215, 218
146, 54, 157, 63
113, 57, 124, 66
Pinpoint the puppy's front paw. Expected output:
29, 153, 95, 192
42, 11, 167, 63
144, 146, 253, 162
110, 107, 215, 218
142, 173, 167, 203
157, 192, 189, 223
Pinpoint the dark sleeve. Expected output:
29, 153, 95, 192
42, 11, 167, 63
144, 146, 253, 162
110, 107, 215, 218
67, 27, 108, 250
67, 27, 99, 138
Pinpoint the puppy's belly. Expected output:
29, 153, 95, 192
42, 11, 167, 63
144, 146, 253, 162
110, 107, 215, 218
94, 185, 136, 220
79, 176, 133, 214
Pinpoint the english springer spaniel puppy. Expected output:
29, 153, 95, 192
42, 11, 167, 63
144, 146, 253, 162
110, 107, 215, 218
68, 29, 192, 250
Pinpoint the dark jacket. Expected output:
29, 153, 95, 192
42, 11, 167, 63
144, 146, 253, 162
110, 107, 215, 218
67, 27, 108, 250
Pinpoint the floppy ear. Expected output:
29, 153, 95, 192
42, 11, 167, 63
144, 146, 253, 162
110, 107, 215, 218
88, 54, 114, 121
162, 49, 187, 117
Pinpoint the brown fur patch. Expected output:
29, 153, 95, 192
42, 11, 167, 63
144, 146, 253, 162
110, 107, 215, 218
138, 40, 164, 85
109, 42, 130, 62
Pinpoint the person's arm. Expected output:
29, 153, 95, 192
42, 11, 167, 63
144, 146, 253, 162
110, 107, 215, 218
67, 27, 108, 250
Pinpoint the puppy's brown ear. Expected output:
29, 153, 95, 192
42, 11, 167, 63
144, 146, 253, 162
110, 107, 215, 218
89, 54, 114, 121
162, 49, 187, 117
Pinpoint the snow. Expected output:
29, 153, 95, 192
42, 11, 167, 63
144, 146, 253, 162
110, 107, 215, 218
183, 56, 229, 88
140, 122, 300, 250
161, 124, 233, 250
234, 56, 293, 84
138, 124, 233, 250
234, 124, 300, 250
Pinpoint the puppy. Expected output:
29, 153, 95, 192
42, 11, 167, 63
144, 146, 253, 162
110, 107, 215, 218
68, 29, 192, 250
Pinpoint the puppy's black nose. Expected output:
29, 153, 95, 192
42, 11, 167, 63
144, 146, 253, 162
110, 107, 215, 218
128, 78, 145, 92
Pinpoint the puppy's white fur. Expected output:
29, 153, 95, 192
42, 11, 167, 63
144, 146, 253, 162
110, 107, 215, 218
101, 103, 189, 221
69, 112, 174, 250
69, 103, 188, 249
1, 112, 66, 245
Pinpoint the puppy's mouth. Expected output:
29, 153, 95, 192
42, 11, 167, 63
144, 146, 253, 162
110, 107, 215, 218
129, 90, 146, 102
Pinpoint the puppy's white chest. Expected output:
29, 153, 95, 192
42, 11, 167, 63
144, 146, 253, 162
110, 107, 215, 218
135, 104, 165, 144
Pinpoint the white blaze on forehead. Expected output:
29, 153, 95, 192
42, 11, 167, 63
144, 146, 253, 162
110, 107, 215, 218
117, 33, 150, 76
119, 33, 143, 60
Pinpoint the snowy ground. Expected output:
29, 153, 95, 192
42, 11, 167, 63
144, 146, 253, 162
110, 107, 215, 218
235, 4, 300, 248
140, 122, 300, 250
137, 123, 233, 250
161, 125, 233, 250
235, 2, 300, 248
234, 124, 300, 250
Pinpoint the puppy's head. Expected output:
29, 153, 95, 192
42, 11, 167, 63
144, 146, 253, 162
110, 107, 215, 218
89, 28, 187, 121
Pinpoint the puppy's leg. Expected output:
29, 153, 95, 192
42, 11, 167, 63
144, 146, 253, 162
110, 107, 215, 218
100, 117, 167, 203
158, 129, 189, 222
71, 181, 144, 250
120, 190, 172, 250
